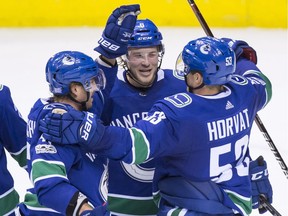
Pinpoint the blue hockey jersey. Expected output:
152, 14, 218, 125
19, 97, 108, 215
0, 84, 27, 216
87, 58, 272, 216
100, 68, 186, 215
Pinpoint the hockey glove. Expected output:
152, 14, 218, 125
80, 203, 108, 216
94, 4, 141, 59
39, 108, 98, 146
221, 38, 257, 64
249, 156, 273, 214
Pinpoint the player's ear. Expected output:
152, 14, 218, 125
193, 72, 203, 85
69, 82, 82, 97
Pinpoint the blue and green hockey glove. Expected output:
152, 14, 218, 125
39, 108, 99, 146
221, 38, 257, 64
94, 4, 141, 59
249, 156, 273, 214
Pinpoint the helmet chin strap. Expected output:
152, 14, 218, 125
68, 92, 90, 111
187, 83, 205, 93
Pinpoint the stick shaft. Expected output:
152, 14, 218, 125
255, 114, 288, 179
187, 0, 214, 37
260, 195, 282, 216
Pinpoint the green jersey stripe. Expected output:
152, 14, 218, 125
0, 188, 19, 215
108, 196, 158, 215
31, 159, 67, 183
225, 190, 252, 215
130, 128, 150, 164
22, 193, 60, 213
10, 146, 27, 168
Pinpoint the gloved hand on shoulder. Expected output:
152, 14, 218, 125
94, 4, 141, 59
39, 108, 99, 146
221, 37, 257, 64
249, 156, 273, 214
80, 203, 108, 216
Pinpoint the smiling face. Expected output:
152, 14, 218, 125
126, 46, 159, 88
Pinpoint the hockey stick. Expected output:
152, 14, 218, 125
256, 156, 282, 216
187, 0, 214, 37
187, 0, 288, 180
260, 195, 282, 216
255, 115, 288, 179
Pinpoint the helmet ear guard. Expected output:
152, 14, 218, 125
176, 36, 236, 85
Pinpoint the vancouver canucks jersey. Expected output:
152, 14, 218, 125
0, 84, 27, 216
19, 96, 108, 215
91, 58, 272, 216
100, 68, 186, 215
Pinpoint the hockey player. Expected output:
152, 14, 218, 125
17, 51, 108, 216
40, 36, 273, 215
95, 18, 186, 215
0, 84, 27, 216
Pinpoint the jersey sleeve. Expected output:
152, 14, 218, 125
0, 85, 27, 169
235, 58, 272, 109
90, 103, 176, 165
30, 137, 81, 214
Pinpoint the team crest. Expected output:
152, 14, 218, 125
99, 164, 109, 201
121, 161, 155, 183
62, 55, 75, 65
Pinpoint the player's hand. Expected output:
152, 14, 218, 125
80, 203, 108, 216
221, 38, 257, 64
249, 156, 273, 214
39, 108, 98, 146
94, 4, 141, 59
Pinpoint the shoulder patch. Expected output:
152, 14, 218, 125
164, 93, 192, 108
0, 84, 3, 91
35, 144, 57, 154
230, 75, 248, 85
173, 69, 185, 80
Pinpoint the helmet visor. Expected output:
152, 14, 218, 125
83, 69, 106, 92
94, 69, 106, 91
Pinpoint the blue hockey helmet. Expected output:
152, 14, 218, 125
128, 19, 163, 50
46, 51, 105, 95
177, 36, 236, 85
